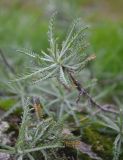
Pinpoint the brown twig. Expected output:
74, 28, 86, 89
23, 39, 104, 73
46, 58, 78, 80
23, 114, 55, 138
68, 72, 118, 114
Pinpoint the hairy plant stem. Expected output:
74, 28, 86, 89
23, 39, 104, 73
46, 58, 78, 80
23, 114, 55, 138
0, 148, 15, 154
0, 49, 16, 74
68, 72, 118, 114
20, 145, 64, 154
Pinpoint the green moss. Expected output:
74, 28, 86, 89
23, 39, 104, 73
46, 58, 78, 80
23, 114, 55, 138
79, 121, 123, 159
0, 98, 16, 110
82, 126, 113, 160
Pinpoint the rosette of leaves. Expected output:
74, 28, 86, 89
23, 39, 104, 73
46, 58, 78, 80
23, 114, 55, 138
0, 99, 102, 160
0, 100, 65, 160
13, 12, 90, 87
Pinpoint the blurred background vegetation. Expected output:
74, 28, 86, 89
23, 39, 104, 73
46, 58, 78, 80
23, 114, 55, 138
0, 0, 123, 101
